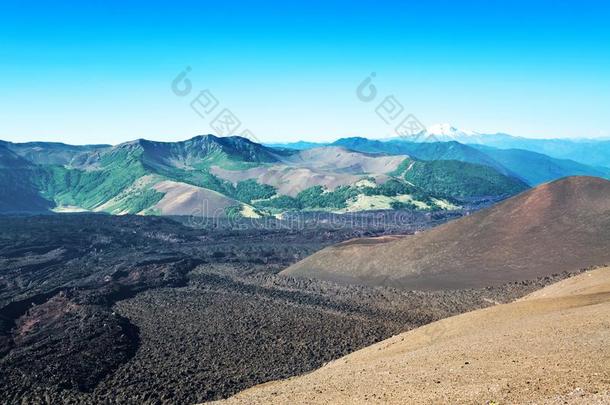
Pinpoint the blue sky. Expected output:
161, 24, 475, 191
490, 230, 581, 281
1, 0, 609, 144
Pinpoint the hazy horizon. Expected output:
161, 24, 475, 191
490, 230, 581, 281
3, 125, 610, 147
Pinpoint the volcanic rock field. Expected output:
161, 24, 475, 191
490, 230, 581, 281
0, 212, 580, 404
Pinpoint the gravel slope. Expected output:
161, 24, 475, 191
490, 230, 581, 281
217, 266, 610, 404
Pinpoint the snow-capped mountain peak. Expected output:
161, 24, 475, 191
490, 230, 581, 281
426, 123, 478, 138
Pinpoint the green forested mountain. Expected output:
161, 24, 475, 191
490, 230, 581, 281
0, 135, 529, 216
391, 158, 528, 199
332, 138, 507, 172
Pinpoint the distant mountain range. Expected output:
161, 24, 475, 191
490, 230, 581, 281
268, 124, 610, 184
2, 126, 609, 217
326, 137, 610, 186
272, 123, 610, 167
424, 124, 610, 168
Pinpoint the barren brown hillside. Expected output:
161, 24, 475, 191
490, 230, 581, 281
217, 266, 610, 404
210, 146, 402, 196
282, 176, 610, 289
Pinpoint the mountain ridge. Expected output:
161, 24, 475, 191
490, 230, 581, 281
0, 135, 526, 216
270, 133, 610, 185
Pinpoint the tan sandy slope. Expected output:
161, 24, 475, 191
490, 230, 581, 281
215, 266, 610, 404
153, 180, 240, 216
282, 176, 610, 289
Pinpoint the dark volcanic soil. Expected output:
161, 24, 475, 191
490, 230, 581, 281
0, 212, 578, 404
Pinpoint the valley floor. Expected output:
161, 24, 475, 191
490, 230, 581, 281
0, 211, 570, 404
